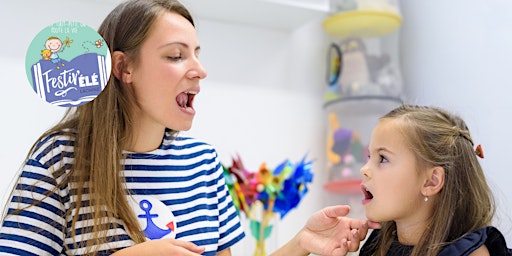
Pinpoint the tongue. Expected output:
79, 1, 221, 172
176, 93, 188, 108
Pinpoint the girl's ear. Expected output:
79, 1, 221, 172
422, 167, 445, 196
111, 51, 133, 83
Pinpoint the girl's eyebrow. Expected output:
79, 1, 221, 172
372, 146, 394, 155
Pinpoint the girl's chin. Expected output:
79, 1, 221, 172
364, 209, 382, 223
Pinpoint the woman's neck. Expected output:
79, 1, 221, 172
128, 120, 166, 153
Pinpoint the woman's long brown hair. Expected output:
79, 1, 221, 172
4, 0, 194, 254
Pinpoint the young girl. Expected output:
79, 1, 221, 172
359, 104, 511, 256
0, 0, 374, 255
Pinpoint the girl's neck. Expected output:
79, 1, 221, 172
395, 219, 429, 245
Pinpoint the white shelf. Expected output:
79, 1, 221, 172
180, 0, 329, 31
324, 96, 402, 116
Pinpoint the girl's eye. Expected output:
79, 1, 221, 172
379, 155, 388, 163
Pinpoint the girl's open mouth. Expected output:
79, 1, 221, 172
361, 185, 373, 204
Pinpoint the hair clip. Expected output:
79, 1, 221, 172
475, 144, 484, 159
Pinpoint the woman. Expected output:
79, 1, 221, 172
0, 0, 375, 255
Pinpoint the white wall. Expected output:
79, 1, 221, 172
400, 0, 512, 245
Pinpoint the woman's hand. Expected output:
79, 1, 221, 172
298, 205, 380, 255
271, 205, 381, 256
112, 238, 205, 256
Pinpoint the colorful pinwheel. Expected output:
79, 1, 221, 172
223, 154, 314, 256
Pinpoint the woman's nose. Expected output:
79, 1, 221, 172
189, 58, 207, 80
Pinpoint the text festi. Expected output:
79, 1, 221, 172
42, 68, 101, 94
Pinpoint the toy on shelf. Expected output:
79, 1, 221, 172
325, 0, 402, 38
324, 112, 368, 193
222, 155, 314, 256
323, 0, 403, 105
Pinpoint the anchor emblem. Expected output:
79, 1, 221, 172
138, 199, 175, 240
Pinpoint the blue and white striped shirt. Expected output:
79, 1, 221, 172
0, 132, 245, 255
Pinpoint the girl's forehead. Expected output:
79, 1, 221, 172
371, 120, 408, 149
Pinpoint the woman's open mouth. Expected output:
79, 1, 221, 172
176, 90, 198, 113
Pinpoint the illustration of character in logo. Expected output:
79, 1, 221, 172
44, 36, 73, 69
41, 49, 52, 60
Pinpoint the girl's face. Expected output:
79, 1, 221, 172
129, 11, 207, 134
360, 119, 427, 224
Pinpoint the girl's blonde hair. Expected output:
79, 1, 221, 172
369, 104, 495, 256
5, 0, 194, 254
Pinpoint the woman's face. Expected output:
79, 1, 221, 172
129, 11, 207, 134
360, 119, 427, 224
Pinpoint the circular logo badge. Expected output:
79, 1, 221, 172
25, 21, 111, 107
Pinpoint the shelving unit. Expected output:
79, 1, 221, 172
323, 10, 402, 38
322, 4, 403, 195
180, 0, 329, 31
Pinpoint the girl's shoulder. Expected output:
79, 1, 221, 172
439, 226, 512, 256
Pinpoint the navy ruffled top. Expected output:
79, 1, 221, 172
360, 226, 512, 255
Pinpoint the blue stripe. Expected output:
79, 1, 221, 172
35, 138, 74, 161
169, 141, 210, 150
15, 184, 62, 202
129, 180, 218, 195
32, 132, 71, 154
66, 234, 131, 250
178, 214, 219, 228
219, 211, 239, 228
67, 223, 123, 237
218, 197, 234, 217
127, 146, 213, 160
218, 231, 245, 252
2, 221, 63, 247
178, 230, 219, 241
125, 168, 214, 183
0, 246, 38, 256
42, 151, 74, 169
11, 196, 65, 217
0, 234, 60, 255
19, 169, 57, 187
173, 203, 217, 217
124, 157, 216, 171
161, 191, 217, 205
5, 209, 64, 232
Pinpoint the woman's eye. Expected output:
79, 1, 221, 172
167, 55, 182, 61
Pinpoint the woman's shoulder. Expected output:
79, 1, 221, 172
30, 129, 76, 163
163, 133, 216, 151
439, 226, 512, 256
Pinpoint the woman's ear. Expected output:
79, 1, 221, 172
422, 167, 445, 197
111, 51, 133, 83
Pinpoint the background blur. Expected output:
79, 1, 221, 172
1, 0, 511, 254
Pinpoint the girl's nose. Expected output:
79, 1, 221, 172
360, 162, 370, 178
